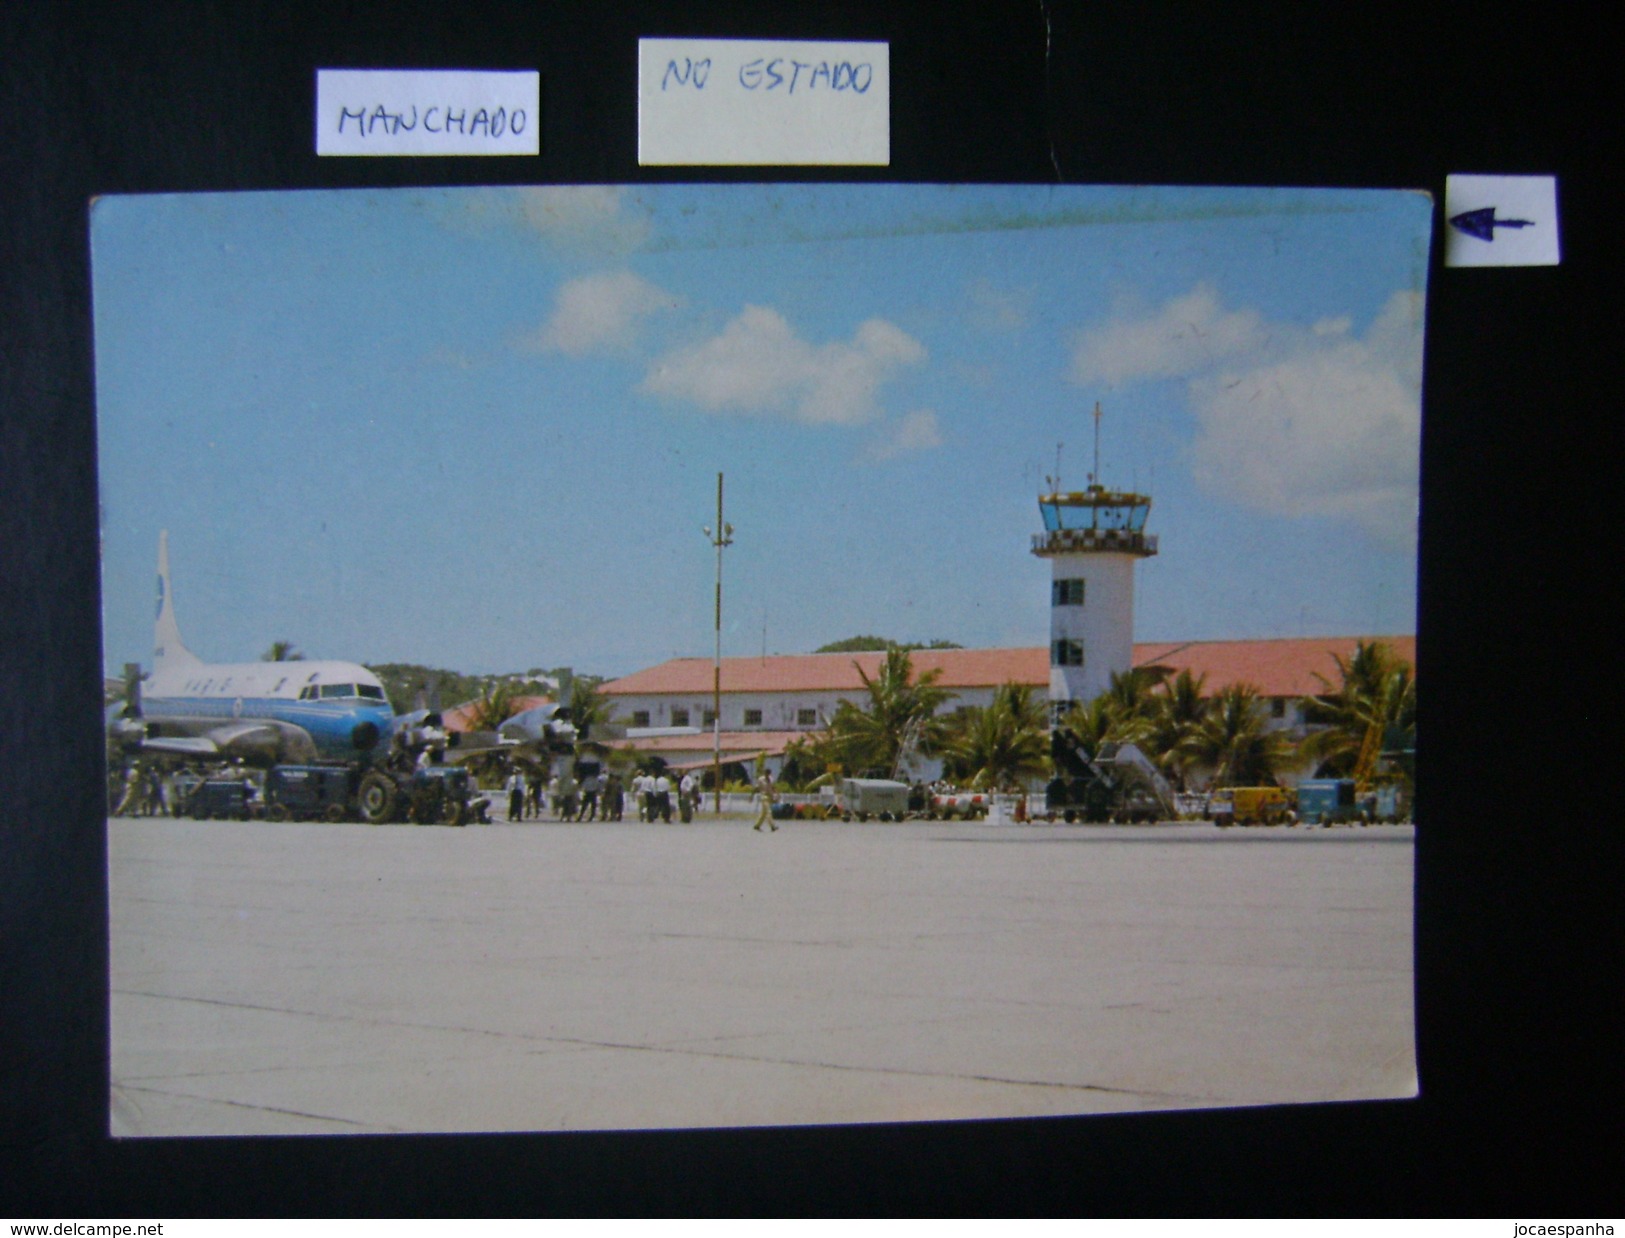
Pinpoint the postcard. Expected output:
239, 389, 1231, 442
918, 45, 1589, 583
96, 183, 1426, 1136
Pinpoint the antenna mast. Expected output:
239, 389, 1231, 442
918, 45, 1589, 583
1092, 401, 1102, 486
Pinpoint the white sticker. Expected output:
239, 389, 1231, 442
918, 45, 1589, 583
316, 70, 540, 157
1444, 174, 1560, 267
638, 39, 889, 166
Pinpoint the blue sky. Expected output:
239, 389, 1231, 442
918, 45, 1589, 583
93, 184, 1431, 678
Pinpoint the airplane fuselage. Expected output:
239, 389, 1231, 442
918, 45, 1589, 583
138, 658, 395, 763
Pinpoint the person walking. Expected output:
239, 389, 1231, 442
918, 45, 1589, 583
654, 771, 673, 823
577, 770, 601, 821
603, 770, 624, 821
505, 766, 526, 822
678, 771, 697, 823
752, 770, 778, 832
557, 768, 579, 821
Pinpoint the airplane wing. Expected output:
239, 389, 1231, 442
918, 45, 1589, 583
138, 735, 223, 757
125, 719, 317, 764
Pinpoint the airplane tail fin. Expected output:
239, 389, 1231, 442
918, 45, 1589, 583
154, 530, 201, 668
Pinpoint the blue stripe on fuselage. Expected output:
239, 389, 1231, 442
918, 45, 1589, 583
142, 696, 395, 759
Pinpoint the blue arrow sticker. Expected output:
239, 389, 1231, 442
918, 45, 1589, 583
1444, 175, 1559, 267
1448, 206, 1536, 242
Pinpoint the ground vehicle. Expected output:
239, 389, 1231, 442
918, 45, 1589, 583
185, 775, 259, 820
1295, 778, 1376, 826
357, 763, 476, 826
264, 764, 361, 822
836, 778, 911, 821
927, 790, 991, 820
1209, 786, 1293, 827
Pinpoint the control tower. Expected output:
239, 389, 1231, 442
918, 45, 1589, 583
1032, 408, 1158, 713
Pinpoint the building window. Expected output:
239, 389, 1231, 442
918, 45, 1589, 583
743, 708, 763, 727
671, 708, 690, 727
703, 709, 716, 727
1051, 639, 1085, 667
1271, 698, 1286, 718
797, 708, 818, 727
1052, 578, 1086, 607
631, 710, 651, 728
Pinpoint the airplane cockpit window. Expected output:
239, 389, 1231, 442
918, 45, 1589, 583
319, 683, 355, 699
357, 684, 385, 701
299, 686, 316, 700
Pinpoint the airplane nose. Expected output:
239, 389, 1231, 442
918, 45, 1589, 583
351, 721, 381, 751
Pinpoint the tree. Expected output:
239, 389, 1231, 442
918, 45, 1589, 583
464, 681, 523, 732
1177, 684, 1295, 787
262, 640, 304, 662
814, 635, 964, 654
1142, 669, 1210, 789
1053, 670, 1158, 760
942, 682, 1050, 791
1298, 640, 1416, 784
563, 675, 616, 737
822, 647, 956, 777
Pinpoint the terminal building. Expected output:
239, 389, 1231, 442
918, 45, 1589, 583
600, 635, 1415, 782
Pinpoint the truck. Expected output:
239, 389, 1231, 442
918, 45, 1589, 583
834, 777, 911, 821
1208, 785, 1294, 827
1295, 778, 1377, 826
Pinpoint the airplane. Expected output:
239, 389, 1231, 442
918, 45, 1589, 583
497, 702, 580, 752
107, 531, 397, 766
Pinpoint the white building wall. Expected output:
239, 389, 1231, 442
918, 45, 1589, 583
1049, 552, 1137, 707
607, 684, 1002, 732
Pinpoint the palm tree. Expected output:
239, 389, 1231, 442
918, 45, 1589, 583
261, 640, 304, 662
1299, 640, 1415, 785
1178, 683, 1295, 787
1055, 685, 1153, 760
823, 648, 956, 777
563, 676, 617, 738
465, 681, 522, 732
1143, 669, 1209, 789
942, 682, 1050, 791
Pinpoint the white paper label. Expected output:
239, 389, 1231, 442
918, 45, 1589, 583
316, 70, 540, 157
1444, 174, 1560, 267
638, 39, 889, 166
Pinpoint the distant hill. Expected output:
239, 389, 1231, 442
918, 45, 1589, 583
367, 663, 562, 714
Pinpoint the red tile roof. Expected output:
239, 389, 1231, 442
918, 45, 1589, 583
1133, 636, 1416, 699
603, 637, 1414, 702
441, 694, 553, 733
603, 648, 1048, 697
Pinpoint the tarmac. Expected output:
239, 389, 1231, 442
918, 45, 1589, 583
108, 813, 1416, 1137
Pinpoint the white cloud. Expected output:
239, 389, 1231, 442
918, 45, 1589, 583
1070, 283, 1269, 387
861, 410, 944, 463
514, 186, 652, 255
642, 306, 926, 426
1072, 285, 1424, 548
530, 271, 677, 356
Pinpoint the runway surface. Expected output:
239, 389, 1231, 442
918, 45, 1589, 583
108, 815, 1415, 1136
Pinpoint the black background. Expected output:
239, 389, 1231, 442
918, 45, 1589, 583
2, 0, 1613, 1217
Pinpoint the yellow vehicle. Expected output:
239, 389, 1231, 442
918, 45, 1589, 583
1208, 786, 1294, 827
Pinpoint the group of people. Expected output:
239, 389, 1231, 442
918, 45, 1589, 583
501, 765, 710, 823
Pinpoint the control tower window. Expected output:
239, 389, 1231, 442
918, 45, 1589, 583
1052, 639, 1085, 667
1052, 578, 1086, 607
